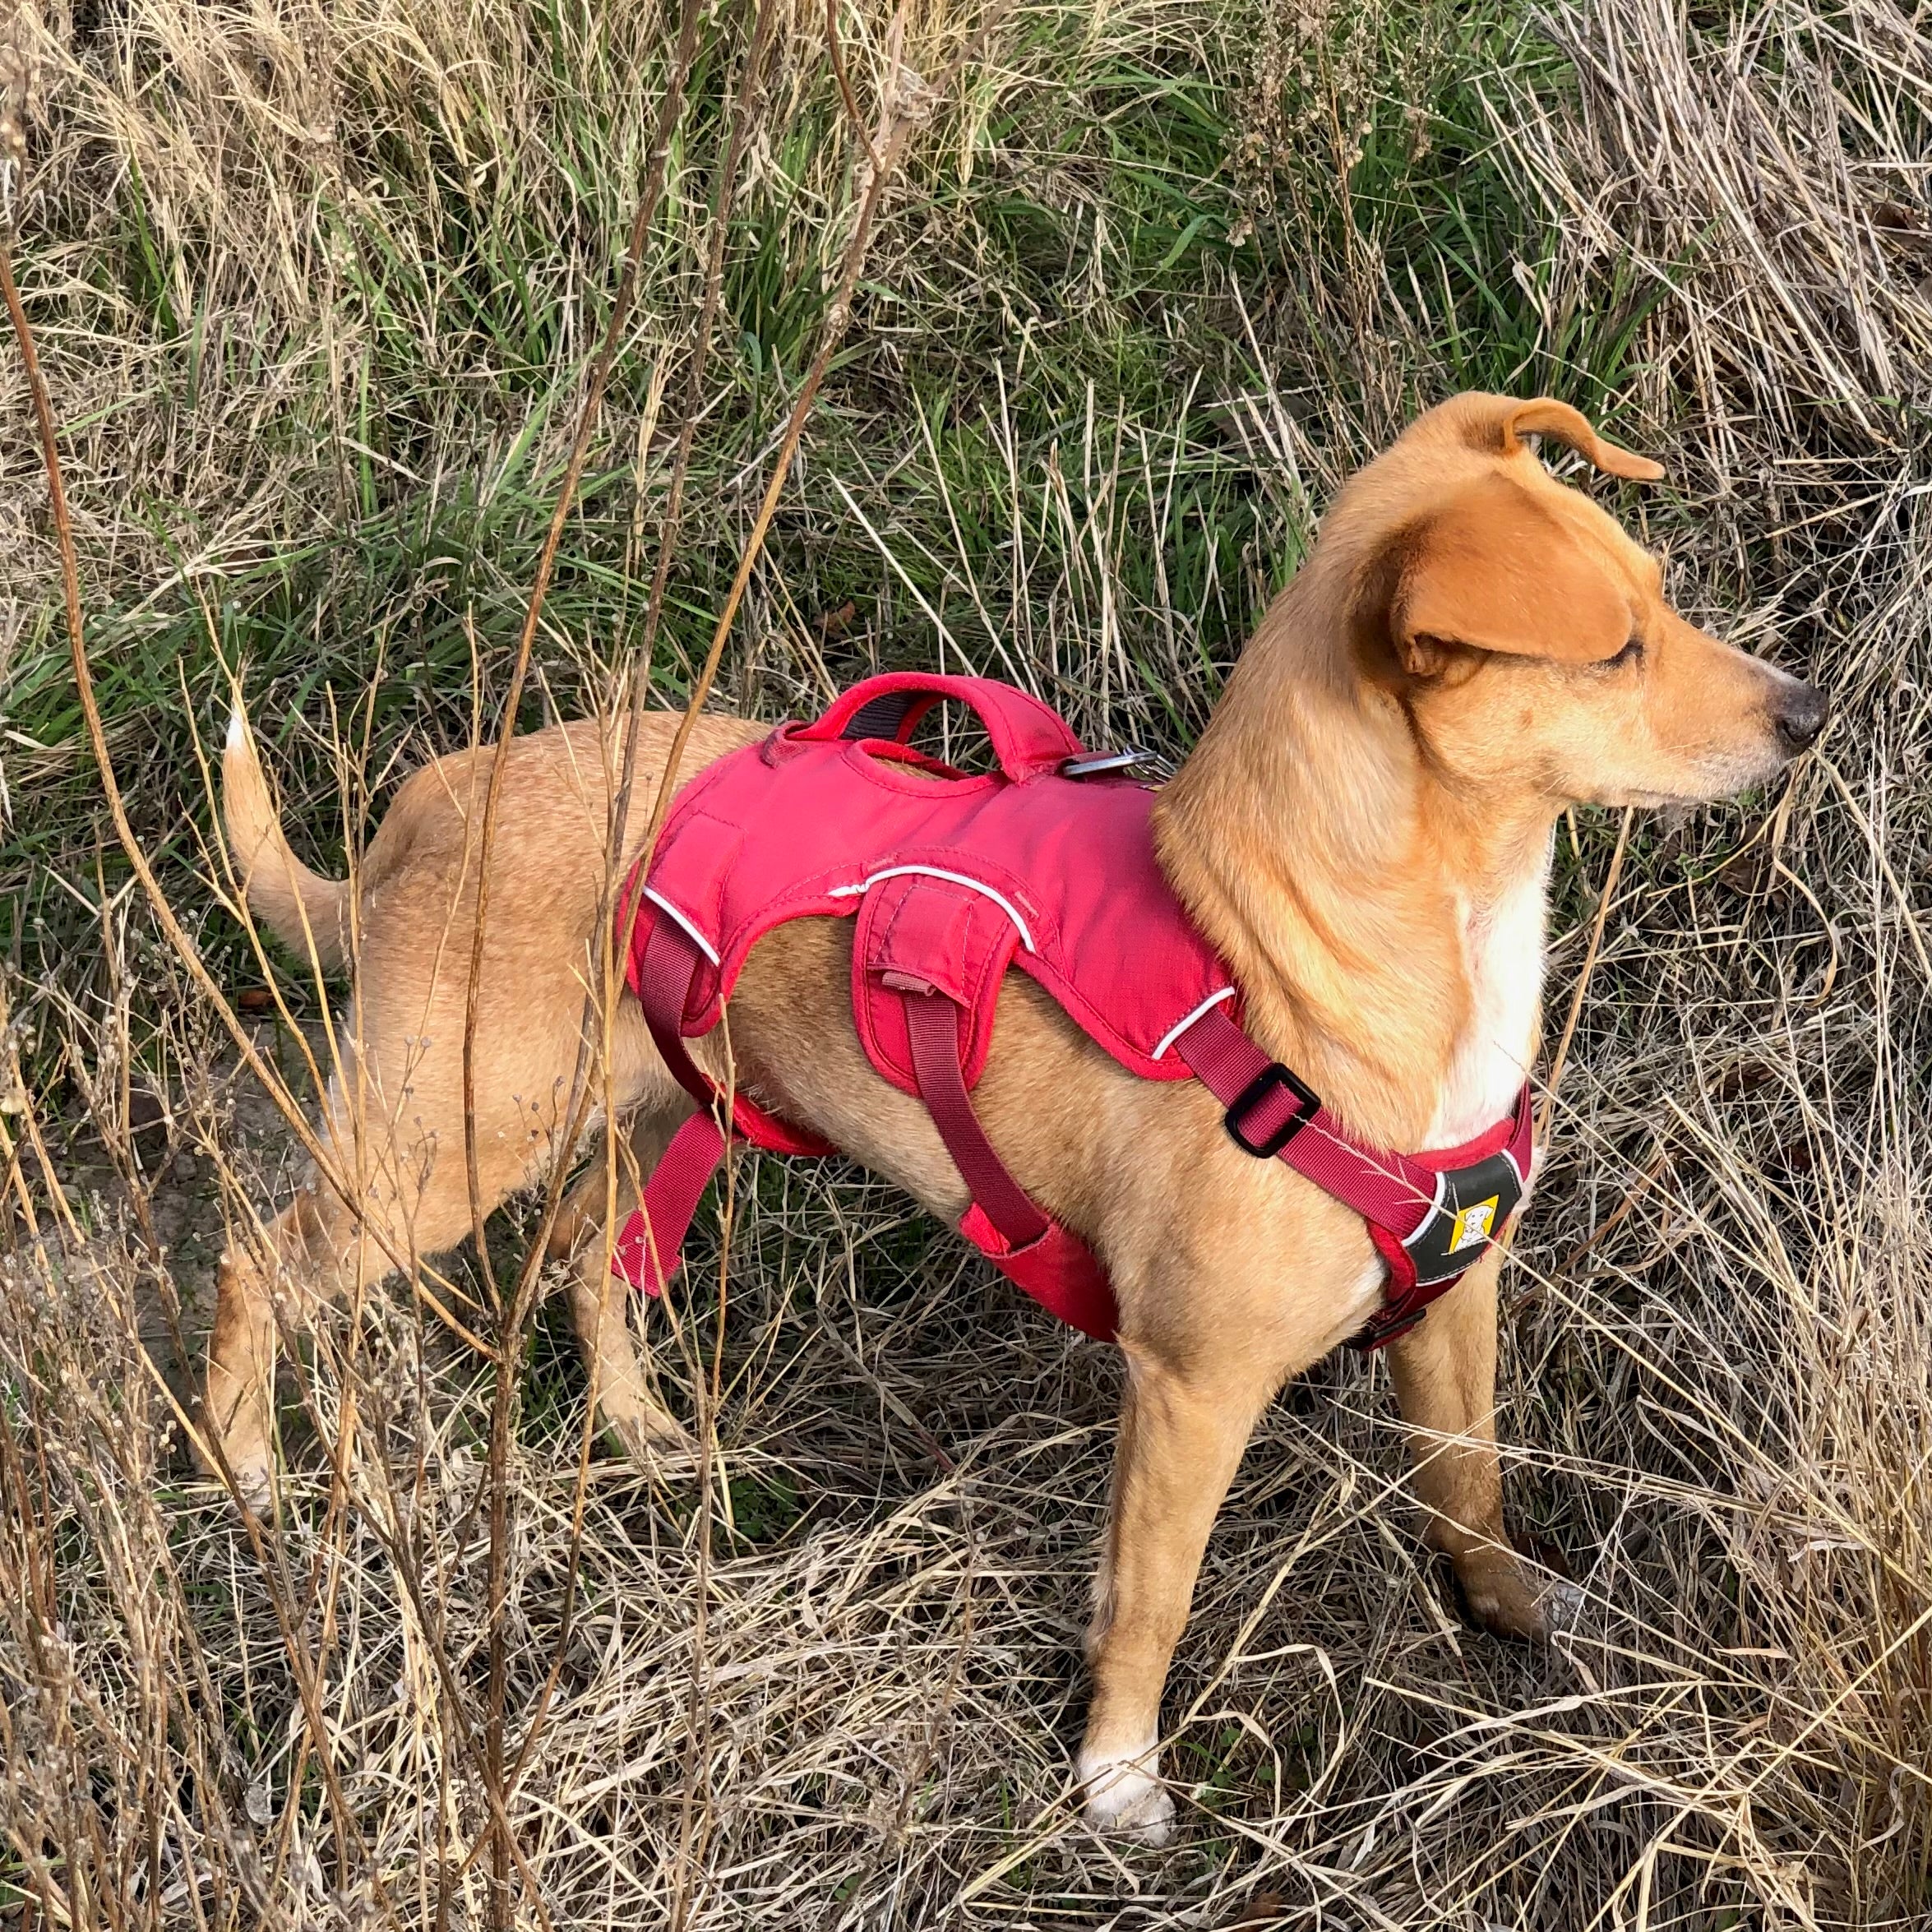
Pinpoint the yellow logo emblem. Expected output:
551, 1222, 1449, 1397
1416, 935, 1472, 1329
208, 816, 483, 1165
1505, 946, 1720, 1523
1448, 1196, 1500, 1254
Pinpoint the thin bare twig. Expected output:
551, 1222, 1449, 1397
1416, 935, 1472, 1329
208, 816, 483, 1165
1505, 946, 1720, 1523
1, 226, 417, 1927
464, 7, 710, 1916
1538, 805, 1632, 1146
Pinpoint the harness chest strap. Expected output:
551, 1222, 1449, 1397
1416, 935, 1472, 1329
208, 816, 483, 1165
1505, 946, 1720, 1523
609, 907, 1532, 1352
1166, 1003, 1534, 1347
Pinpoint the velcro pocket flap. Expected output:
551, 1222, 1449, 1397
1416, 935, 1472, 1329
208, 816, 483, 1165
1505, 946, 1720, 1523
852, 871, 1022, 1096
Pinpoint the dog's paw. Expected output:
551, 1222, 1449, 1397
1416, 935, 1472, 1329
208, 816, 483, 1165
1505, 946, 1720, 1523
1079, 1739, 1176, 1844
221, 1450, 275, 1521
1536, 1575, 1588, 1636
599, 1398, 696, 1474
1457, 1551, 1585, 1642
198, 1417, 275, 1520
200, 1378, 278, 1520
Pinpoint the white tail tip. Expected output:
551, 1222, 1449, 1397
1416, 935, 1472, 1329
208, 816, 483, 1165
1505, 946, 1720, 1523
226, 708, 247, 752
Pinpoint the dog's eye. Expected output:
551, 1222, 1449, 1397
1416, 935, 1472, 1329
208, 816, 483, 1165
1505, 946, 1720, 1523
1604, 638, 1644, 668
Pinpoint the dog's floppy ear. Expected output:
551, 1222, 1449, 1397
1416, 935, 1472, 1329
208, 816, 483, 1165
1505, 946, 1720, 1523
1496, 396, 1665, 482
1389, 474, 1634, 673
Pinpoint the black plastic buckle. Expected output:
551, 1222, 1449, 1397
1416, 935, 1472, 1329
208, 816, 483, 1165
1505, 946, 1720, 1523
1223, 1062, 1321, 1158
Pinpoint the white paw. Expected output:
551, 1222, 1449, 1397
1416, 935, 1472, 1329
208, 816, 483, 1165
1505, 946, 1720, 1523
225, 1452, 275, 1519
602, 1402, 696, 1473
1539, 1575, 1588, 1636
1079, 1739, 1176, 1844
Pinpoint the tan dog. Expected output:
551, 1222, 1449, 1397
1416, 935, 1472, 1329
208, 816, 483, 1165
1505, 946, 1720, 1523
210, 393, 1824, 1840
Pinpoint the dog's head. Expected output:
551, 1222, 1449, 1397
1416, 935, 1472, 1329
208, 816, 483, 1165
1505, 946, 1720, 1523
1337, 393, 1825, 808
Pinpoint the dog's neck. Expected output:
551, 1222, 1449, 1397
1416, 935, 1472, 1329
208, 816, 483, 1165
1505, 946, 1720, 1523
1156, 575, 1555, 1149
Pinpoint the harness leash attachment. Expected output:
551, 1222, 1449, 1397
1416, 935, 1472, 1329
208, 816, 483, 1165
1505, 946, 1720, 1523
607, 673, 1534, 1352
1060, 746, 1170, 781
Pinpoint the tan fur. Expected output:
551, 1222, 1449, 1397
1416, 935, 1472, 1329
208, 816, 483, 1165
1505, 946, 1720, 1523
205, 394, 1823, 1840
224, 719, 354, 975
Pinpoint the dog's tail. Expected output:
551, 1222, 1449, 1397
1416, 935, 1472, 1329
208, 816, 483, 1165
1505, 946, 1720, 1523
222, 705, 352, 976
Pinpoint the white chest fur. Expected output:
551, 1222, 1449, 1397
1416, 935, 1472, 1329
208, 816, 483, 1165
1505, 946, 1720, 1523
1426, 839, 1550, 1147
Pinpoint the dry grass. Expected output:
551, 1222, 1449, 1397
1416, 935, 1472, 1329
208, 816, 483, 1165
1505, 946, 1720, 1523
2, 0, 1930, 1924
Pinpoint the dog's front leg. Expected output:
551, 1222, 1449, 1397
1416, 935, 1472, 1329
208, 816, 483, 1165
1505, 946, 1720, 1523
1384, 1250, 1579, 1637
1079, 1348, 1264, 1842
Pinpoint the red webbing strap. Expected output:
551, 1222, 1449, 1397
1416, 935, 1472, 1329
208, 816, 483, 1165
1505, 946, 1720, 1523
638, 917, 714, 1107
610, 1112, 726, 1296
899, 984, 1050, 1250
1172, 1004, 1440, 1235
899, 981, 1118, 1341
612, 913, 727, 1294
1504, 1079, 1535, 1173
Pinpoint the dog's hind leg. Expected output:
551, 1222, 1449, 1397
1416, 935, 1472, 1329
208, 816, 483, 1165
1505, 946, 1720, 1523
204, 1197, 301, 1511
205, 1007, 593, 1509
205, 1122, 484, 1513
546, 1106, 697, 1464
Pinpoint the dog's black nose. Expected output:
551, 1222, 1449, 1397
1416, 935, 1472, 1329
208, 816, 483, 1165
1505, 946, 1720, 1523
1775, 682, 1828, 753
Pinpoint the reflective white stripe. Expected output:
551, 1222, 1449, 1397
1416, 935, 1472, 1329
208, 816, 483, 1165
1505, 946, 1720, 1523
641, 887, 722, 966
1150, 986, 1236, 1061
825, 866, 1037, 952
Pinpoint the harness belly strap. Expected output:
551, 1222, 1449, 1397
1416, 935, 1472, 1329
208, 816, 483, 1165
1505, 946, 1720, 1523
896, 982, 1047, 1249
609, 902, 1119, 1337
608, 918, 728, 1296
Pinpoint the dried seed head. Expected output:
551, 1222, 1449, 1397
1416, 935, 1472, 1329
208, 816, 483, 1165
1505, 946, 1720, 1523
0, 39, 26, 231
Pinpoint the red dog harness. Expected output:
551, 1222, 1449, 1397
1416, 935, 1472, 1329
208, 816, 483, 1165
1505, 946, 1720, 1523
612, 674, 1532, 1350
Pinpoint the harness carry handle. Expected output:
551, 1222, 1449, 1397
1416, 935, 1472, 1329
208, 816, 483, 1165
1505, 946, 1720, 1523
804, 673, 1086, 782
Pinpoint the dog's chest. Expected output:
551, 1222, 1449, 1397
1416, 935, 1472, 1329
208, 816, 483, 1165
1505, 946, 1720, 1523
1426, 854, 1547, 1146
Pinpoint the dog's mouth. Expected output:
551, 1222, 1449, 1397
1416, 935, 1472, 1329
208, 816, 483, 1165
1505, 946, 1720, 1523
1611, 730, 1813, 811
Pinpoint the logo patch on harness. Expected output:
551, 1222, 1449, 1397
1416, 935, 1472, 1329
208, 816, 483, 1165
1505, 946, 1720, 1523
1448, 1195, 1499, 1253
1403, 1149, 1527, 1287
